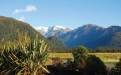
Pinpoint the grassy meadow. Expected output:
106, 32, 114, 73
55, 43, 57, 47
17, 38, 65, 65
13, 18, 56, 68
47, 53, 121, 70
90, 53, 121, 63
49, 53, 121, 63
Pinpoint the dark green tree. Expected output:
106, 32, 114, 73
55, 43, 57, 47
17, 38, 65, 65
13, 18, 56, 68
85, 55, 108, 75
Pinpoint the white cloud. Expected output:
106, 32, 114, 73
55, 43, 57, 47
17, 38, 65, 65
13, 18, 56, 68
13, 5, 36, 15
17, 16, 25, 21
26, 5, 36, 12
14, 9, 19, 14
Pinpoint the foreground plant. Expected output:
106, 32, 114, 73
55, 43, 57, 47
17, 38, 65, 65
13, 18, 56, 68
0, 33, 50, 75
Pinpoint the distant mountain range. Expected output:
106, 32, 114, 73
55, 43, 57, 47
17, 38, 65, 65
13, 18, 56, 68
1, 16, 121, 49
35, 24, 121, 48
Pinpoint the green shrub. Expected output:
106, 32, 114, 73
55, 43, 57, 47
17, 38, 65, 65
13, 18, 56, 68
72, 46, 89, 69
110, 58, 121, 75
85, 55, 108, 75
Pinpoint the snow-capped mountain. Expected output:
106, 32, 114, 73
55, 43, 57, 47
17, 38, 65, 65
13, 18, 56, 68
35, 25, 73, 37
35, 27, 48, 35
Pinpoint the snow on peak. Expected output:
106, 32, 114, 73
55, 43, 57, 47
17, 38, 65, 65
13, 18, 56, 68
35, 25, 73, 35
53, 25, 70, 30
35, 26, 48, 32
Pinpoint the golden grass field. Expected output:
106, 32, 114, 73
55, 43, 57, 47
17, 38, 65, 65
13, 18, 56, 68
49, 53, 121, 63
46, 53, 121, 70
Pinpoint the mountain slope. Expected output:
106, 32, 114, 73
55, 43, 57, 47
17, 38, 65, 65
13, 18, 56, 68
101, 26, 121, 47
47, 36, 66, 48
59, 24, 121, 48
59, 24, 104, 47
0, 16, 64, 50
0, 16, 46, 42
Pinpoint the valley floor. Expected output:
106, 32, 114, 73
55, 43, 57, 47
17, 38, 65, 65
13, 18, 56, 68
49, 53, 121, 63
47, 53, 120, 70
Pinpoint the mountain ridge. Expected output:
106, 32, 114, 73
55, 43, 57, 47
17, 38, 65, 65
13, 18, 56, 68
35, 24, 121, 48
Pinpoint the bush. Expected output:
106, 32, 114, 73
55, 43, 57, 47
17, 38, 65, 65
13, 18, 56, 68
72, 46, 89, 60
85, 55, 108, 75
71, 46, 108, 75
72, 46, 89, 70
110, 58, 121, 75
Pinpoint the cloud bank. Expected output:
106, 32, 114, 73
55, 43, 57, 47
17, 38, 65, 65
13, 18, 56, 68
13, 5, 36, 15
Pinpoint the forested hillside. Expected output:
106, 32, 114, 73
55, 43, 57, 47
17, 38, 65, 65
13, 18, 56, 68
0, 16, 45, 42
47, 36, 70, 51
0, 16, 67, 50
